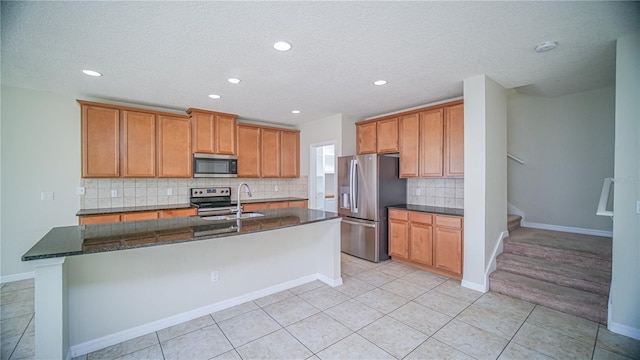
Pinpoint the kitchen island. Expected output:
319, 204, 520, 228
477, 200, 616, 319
22, 208, 342, 359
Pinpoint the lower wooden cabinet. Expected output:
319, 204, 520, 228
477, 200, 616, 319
242, 200, 308, 212
79, 208, 197, 225
388, 209, 463, 279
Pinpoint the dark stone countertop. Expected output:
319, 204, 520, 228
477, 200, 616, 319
75, 197, 308, 216
387, 204, 464, 217
24, 208, 338, 262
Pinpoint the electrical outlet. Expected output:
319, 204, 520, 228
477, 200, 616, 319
111, 189, 118, 198
167, 188, 173, 196
77, 186, 85, 195
416, 188, 421, 196
274, 185, 279, 192
41, 192, 54, 200
637, 200, 640, 215
210, 270, 219, 283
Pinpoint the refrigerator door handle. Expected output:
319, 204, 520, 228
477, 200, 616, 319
351, 159, 359, 213
342, 219, 376, 228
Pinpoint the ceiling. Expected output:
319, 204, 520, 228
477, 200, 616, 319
1, 2, 638, 126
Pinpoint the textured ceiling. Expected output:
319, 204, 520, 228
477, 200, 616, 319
1, 1, 638, 126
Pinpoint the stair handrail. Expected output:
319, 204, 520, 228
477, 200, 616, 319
507, 153, 525, 165
596, 177, 614, 217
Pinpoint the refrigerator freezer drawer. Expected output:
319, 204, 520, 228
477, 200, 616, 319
341, 218, 379, 262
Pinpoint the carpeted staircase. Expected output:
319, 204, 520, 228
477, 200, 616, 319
490, 215, 612, 324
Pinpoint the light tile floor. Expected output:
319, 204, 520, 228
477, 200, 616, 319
2, 253, 639, 360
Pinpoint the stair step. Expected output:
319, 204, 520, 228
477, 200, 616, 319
496, 253, 611, 295
489, 271, 608, 324
503, 228, 612, 269
507, 215, 522, 232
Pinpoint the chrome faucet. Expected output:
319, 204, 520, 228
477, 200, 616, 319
236, 183, 252, 218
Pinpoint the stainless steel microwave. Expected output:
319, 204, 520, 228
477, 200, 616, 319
193, 154, 238, 178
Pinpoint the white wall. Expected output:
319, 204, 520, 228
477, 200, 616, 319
507, 87, 615, 232
610, 32, 640, 339
299, 114, 343, 178
462, 75, 508, 292
1, 86, 81, 279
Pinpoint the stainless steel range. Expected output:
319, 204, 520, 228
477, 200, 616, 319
190, 187, 237, 217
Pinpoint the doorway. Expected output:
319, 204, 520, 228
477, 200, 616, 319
310, 143, 336, 211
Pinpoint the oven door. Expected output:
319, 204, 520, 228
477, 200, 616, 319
193, 154, 237, 178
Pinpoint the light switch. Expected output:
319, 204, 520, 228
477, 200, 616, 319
41, 192, 54, 200
77, 186, 85, 195
637, 200, 640, 214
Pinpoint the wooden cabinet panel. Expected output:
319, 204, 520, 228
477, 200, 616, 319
157, 115, 191, 178
79, 214, 121, 225
261, 128, 281, 178
389, 217, 409, 259
121, 110, 156, 177
434, 226, 462, 275
444, 104, 464, 177
356, 122, 377, 154
419, 109, 444, 177
389, 209, 409, 221
288, 200, 308, 208
215, 115, 237, 155
160, 208, 196, 218
191, 112, 215, 153
410, 221, 433, 266
242, 203, 269, 211
81, 104, 120, 178
268, 201, 289, 209
376, 117, 399, 153
237, 124, 261, 178
121, 211, 159, 222
399, 113, 420, 178
280, 130, 300, 178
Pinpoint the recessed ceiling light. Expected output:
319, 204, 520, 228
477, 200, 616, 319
535, 41, 557, 53
291, 110, 301, 114
373, 80, 387, 86
228, 78, 241, 84
208, 94, 221, 99
274, 41, 292, 52
82, 69, 102, 77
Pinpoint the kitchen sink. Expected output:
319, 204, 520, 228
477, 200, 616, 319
200, 212, 265, 221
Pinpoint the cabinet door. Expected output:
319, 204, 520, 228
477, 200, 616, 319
399, 113, 420, 178
261, 128, 281, 178
356, 122, 377, 154
237, 125, 261, 177
160, 208, 197, 218
377, 118, 399, 153
79, 214, 121, 225
410, 221, 433, 266
191, 112, 215, 153
243, 203, 269, 211
268, 201, 289, 209
419, 109, 444, 177
288, 200, 308, 208
157, 115, 191, 178
444, 104, 464, 177
389, 218, 409, 259
122, 110, 156, 177
280, 130, 300, 178
434, 224, 462, 275
215, 115, 236, 155
81, 104, 120, 177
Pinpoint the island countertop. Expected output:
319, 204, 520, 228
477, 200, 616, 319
24, 208, 339, 261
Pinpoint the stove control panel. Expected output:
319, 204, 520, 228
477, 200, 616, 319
190, 187, 231, 198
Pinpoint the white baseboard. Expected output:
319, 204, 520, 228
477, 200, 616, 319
522, 221, 613, 238
461, 230, 508, 294
461, 280, 487, 293
1, 271, 34, 284
608, 320, 640, 340
507, 203, 525, 217
69, 273, 325, 358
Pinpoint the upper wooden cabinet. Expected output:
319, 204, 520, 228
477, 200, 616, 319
157, 115, 192, 178
121, 110, 157, 177
280, 130, 300, 178
394, 100, 462, 178
81, 104, 120, 177
237, 123, 300, 178
80, 100, 192, 178
237, 124, 262, 178
376, 117, 399, 153
356, 121, 377, 154
444, 104, 464, 177
187, 108, 237, 155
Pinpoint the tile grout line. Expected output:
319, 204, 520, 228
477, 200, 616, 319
154, 331, 166, 360
7, 312, 35, 360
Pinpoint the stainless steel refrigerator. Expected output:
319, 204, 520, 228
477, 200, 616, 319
338, 154, 406, 262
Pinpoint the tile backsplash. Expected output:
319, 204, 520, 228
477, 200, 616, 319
407, 178, 464, 209
79, 177, 309, 209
